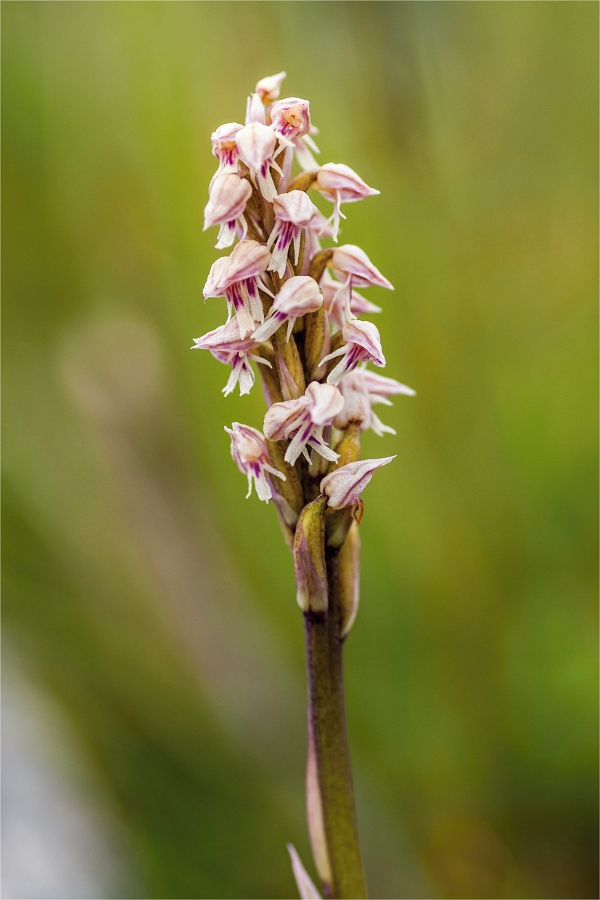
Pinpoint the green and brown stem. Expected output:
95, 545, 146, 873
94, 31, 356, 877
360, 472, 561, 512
303, 548, 367, 900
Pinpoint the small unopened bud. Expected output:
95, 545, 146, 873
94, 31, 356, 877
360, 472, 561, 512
294, 495, 328, 613
321, 456, 396, 510
255, 71, 287, 104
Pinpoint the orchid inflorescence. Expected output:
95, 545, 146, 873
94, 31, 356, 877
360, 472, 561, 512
193, 72, 414, 899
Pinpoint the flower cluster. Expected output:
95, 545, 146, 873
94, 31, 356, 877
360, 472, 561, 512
193, 71, 414, 530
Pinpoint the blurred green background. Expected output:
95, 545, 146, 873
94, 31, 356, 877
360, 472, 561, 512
2, 2, 598, 898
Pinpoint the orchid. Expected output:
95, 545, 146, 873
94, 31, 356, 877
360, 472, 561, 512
315, 163, 380, 241
321, 457, 396, 510
322, 319, 386, 385
264, 382, 344, 466
203, 240, 272, 338
192, 318, 271, 396
335, 367, 415, 436
267, 191, 319, 278
252, 275, 323, 343
225, 422, 285, 501
192, 74, 414, 900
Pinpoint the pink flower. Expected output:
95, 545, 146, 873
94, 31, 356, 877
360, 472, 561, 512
235, 122, 282, 202
270, 97, 319, 174
203, 173, 252, 249
252, 276, 323, 343
321, 272, 381, 331
270, 97, 311, 142
315, 164, 380, 241
328, 244, 393, 323
320, 456, 396, 509
192, 318, 271, 397
203, 240, 272, 338
334, 367, 415, 435
267, 191, 319, 277
210, 123, 244, 182
225, 422, 285, 502
321, 320, 386, 386
264, 382, 345, 465
255, 71, 287, 105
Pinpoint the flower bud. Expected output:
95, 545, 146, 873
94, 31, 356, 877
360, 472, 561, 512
294, 495, 328, 613
255, 71, 287, 104
320, 456, 396, 510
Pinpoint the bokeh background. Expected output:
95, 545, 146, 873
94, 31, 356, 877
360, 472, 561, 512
2, 3, 598, 898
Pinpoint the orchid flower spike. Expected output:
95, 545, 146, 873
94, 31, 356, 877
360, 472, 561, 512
320, 456, 396, 509
225, 422, 285, 502
235, 122, 282, 202
192, 318, 271, 397
267, 191, 319, 277
322, 320, 386, 385
321, 271, 381, 332
335, 367, 415, 436
327, 243, 393, 323
264, 381, 344, 466
315, 163, 380, 242
252, 276, 323, 343
204, 173, 252, 249
255, 71, 287, 105
210, 123, 244, 184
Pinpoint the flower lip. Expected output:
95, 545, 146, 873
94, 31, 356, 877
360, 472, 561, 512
203, 173, 252, 229
320, 456, 396, 509
331, 244, 394, 290
273, 191, 319, 227
221, 239, 271, 287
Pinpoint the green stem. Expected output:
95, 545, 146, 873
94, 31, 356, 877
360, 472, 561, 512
303, 549, 367, 899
